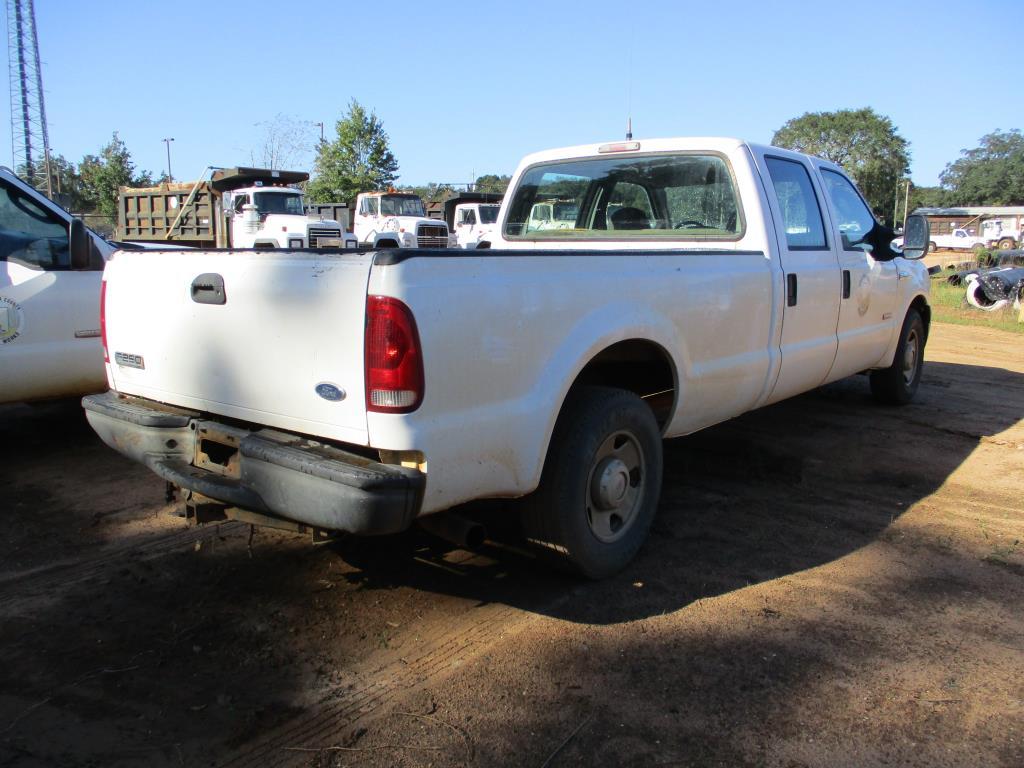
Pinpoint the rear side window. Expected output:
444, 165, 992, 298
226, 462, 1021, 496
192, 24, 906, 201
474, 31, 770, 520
765, 157, 827, 250
504, 153, 743, 241
0, 182, 70, 269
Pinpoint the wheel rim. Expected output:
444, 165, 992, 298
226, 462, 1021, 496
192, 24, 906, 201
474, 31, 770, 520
902, 328, 920, 386
586, 430, 645, 543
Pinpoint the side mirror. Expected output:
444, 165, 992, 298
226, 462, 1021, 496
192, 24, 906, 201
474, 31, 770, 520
900, 214, 930, 260
69, 218, 91, 270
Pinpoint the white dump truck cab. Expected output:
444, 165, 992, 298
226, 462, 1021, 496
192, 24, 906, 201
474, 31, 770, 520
353, 191, 450, 249
223, 183, 353, 249
453, 202, 500, 249
526, 200, 579, 231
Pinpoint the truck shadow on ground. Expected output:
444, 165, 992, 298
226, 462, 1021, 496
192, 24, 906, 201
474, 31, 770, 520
1, 359, 1021, 767
330, 360, 1024, 625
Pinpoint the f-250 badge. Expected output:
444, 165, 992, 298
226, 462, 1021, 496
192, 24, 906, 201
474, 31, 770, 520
0, 297, 24, 344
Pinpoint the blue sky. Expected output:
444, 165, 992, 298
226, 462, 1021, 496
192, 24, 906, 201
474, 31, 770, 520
6, 0, 1022, 188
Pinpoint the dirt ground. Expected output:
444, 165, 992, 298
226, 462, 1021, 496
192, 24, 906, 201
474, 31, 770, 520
1, 321, 1021, 768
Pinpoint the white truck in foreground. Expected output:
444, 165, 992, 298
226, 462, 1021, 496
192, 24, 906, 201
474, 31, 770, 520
84, 137, 932, 578
0, 167, 116, 403
352, 191, 451, 249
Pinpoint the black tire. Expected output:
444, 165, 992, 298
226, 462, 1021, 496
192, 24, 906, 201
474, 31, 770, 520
522, 386, 663, 579
928, 241, 937, 252
998, 237, 1014, 250
870, 308, 925, 405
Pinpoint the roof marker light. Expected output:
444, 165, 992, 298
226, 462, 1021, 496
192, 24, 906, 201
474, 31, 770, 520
598, 141, 641, 154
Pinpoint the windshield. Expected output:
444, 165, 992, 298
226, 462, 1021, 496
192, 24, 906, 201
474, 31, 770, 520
380, 195, 426, 217
479, 205, 499, 224
504, 152, 743, 240
253, 191, 306, 216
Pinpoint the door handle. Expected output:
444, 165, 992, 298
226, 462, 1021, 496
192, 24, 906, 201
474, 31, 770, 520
842, 270, 851, 299
191, 273, 226, 305
786, 273, 798, 307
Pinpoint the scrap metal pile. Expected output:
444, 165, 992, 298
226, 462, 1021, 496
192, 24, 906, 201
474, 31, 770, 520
931, 251, 1024, 313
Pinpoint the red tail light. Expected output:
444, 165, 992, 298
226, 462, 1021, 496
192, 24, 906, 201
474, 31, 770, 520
365, 296, 424, 413
100, 279, 109, 363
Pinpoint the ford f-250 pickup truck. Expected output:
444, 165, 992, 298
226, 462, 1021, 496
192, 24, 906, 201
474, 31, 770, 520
84, 137, 932, 578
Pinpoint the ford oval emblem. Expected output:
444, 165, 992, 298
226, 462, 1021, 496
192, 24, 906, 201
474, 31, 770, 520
315, 382, 346, 402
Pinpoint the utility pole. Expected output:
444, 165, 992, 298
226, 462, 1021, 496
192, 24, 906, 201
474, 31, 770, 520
314, 122, 324, 143
902, 179, 911, 232
162, 137, 174, 182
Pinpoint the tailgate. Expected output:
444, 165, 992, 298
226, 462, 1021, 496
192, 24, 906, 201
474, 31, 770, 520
103, 249, 374, 446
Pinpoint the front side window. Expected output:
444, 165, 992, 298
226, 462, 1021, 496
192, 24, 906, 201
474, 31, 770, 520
765, 157, 827, 250
361, 197, 379, 216
821, 169, 875, 249
0, 182, 70, 269
504, 153, 742, 240
253, 192, 305, 216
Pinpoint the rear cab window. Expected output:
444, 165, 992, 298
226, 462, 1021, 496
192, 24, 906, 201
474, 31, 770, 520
503, 152, 744, 242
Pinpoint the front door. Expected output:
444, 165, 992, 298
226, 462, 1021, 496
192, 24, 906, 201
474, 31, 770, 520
0, 177, 104, 402
817, 167, 900, 382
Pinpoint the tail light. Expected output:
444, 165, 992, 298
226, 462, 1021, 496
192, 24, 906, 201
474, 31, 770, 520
100, 279, 109, 363
365, 296, 424, 413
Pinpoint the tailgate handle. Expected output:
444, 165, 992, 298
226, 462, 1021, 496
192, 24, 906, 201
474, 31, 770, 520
191, 273, 226, 305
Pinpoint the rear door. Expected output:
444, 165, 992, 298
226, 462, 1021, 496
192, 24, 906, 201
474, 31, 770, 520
752, 151, 841, 404
104, 248, 375, 445
0, 173, 105, 402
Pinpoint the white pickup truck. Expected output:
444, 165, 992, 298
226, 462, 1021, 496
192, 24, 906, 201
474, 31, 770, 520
1, 167, 116, 403
84, 137, 932, 578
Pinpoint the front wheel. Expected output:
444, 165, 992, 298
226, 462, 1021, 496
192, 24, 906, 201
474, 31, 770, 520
870, 308, 925, 405
522, 386, 663, 579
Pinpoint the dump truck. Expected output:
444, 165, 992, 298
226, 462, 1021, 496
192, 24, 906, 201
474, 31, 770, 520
117, 167, 356, 249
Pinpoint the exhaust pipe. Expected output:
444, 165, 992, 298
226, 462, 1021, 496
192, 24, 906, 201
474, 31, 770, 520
418, 513, 486, 549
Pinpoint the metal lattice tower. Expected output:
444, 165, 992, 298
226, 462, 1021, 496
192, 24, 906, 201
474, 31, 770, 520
6, 0, 51, 196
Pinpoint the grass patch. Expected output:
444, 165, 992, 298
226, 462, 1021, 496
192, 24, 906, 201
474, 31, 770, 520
929, 279, 1024, 334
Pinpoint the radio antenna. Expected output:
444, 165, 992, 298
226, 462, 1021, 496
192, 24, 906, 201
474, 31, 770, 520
625, 20, 634, 140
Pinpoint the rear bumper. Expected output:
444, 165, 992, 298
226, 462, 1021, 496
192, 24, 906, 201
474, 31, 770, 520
82, 391, 424, 535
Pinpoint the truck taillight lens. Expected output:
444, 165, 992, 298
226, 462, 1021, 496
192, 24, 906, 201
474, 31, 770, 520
365, 296, 424, 413
100, 279, 109, 363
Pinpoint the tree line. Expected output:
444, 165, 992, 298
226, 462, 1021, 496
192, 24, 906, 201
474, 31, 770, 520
22, 101, 1023, 232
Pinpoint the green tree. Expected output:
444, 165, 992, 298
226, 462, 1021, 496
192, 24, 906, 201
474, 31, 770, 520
907, 185, 949, 213
771, 107, 910, 221
308, 100, 399, 202
939, 130, 1024, 205
474, 174, 511, 194
78, 132, 152, 222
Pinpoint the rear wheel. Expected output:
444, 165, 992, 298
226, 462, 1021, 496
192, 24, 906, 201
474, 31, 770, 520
522, 386, 663, 579
870, 308, 925, 405
998, 237, 1015, 250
